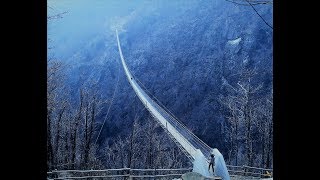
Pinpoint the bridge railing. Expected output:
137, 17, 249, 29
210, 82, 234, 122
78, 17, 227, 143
47, 168, 192, 180
226, 165, 273, 178
117, 30, 201, 160
48, 166, 273, 179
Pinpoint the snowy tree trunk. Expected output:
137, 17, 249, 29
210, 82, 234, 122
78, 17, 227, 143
47, 112, 54, 170
54, 105, 66, 167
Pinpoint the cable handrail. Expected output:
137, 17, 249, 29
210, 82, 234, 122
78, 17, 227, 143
124, 42, 213, 159
123, 52, 212, 156
116, 30, 200, 157
116, 30, 216, 162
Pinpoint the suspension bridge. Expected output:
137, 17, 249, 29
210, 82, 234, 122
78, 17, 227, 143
116, 30, 229, 179
47, 31, 273, 180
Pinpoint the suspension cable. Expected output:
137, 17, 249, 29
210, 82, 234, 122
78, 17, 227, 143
245, 0, 273, 29
94, 58, 121, 146
131, 71, 212, 155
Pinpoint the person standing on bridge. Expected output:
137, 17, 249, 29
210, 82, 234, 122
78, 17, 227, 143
208, 154, 215, 174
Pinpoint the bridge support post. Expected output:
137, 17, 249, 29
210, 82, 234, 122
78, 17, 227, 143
211, 148, 230, 180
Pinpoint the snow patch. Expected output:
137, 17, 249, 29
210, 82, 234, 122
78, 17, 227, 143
228, 37, 242, 45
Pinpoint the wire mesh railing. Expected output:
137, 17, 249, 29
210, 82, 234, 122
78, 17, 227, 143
47, 166, 273, 179
226, 165, 273, 178
47, 168, 193, 180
